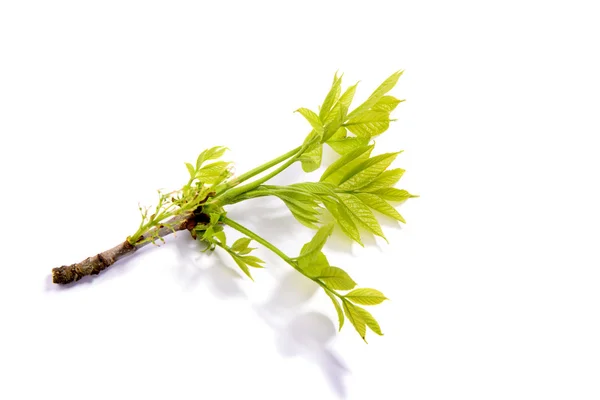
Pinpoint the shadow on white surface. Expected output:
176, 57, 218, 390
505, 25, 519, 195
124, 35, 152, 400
173, 234, 349, 398
256, 271, 349, 398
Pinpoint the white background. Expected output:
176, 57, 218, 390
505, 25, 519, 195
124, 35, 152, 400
1, 1, 599, 399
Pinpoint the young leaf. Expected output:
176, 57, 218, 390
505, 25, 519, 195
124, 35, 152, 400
347, 70, 403, 120
338, 193, 386, 239
233, 256, 253, 280
325, 291, 344, 331
196, 146, 227, 170
324, 200, 363, 245
346, 110, 392, 138
299, 143, 323, 172
338, 152, 401, 191
319, 73, 343, 120
342, 300, 366, 340
345, 288, 388, 305
317, 267, 357, 290
198, 161, 230, 184
299, 223, 334, 257
320, 145, 374, 184
240, 255, 265, 268
327, 137, 370, 155
231, 237, 252, 252
372, 95, 404, 112
360, 168, 405, 192
372, 188, 416, 202
355, 306, 383, 335
354, 193, 406, 223
298, 250, 329, 277
185, 162, 195, 178
296, 108, 324, 136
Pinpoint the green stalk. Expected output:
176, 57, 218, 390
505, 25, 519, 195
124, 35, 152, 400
221, 216, 340, 297
215, 147, 305, 204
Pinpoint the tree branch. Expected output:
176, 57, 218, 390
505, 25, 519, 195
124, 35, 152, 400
52, 212, 199, 284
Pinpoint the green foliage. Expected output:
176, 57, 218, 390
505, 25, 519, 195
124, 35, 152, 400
128, 71, 414, 341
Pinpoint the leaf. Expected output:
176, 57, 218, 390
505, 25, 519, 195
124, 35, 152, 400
233, 256, 253, 280
338, 152, 401, 191
299, 143, 323, 172
231, 237, 251, 252
327, 136, 370, 155
354, 193, 406, 223
196, 146, 227, 170
289, 182, 337, 197
240, 255, 265, 268
355, 306, 383, 335
372, 95, 404, 113
185, 162, 195, 178
317, 267, 357, 290
325, 291, 344, 331
372, 188, 416, 202
299, 223, 334, 257
339, 193, 385, 239
319, 73, 342, 120
342, 300, 366, 340
360, 168, 405, 192
322, 84, 358, 141
213, 230, 226, 246
298, 250, 329, 277
209, 213, 221, 226
345, 288, 388, 305
320, 145, 373, 184
346, 110, 392, 138
347, 70, 403, 120
328, 126, 347, 141
296, 108, 324, 136
324, 200, 363, 245
198, 161, 230, 183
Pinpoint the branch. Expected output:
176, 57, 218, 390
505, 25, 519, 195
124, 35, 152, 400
52, 212, 199, 284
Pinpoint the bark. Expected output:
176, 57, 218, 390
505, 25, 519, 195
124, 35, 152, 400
52, 212, 203, 284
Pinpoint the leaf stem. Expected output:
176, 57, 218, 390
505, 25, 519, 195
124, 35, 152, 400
221, 216, 341, 297
215, 146, 306, 204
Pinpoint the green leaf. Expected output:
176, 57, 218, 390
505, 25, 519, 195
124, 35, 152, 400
355, 306, 383, 336
328, 126, 347, 141
296, 108, 324, 136
342, 300, 366, 340
372, 188, 416, 202
198, 161, 230, 183
240, 255, 265, 268
346, 110, 392, 138
231, 237, 251, 252
347, 70, 403, 120
322, 84, 358, 141
345, 288, 388, 305
233, 256, 253, 280
299, 223, 334, 257
209, 213, 221, 226
237, 247, 256, 255
298, 250, 329, 277
319, 73, 342, 120
213, 230, 226, 246
354, 193, 406, 223
360, 168, 405, 192
289, 182, 337, 197
299, 143, 323, 172
185, 162, 195, 179
372, 95, 404, 113
317, 267, 357, 290
325, 291, 344, 331
320, 145, 373, 184
324, 200, 363, 245
327, 136, 370, 155
196, 146, 227, 170
339, 193, 386, 239
338, 152, 401, 191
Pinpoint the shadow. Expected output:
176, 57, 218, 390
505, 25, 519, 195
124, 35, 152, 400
171, 233, 246, 298
172, 234, 350, 398
255, 271, 350, 398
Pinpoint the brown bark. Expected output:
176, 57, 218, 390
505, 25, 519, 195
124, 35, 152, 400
52, 212, 202, 284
